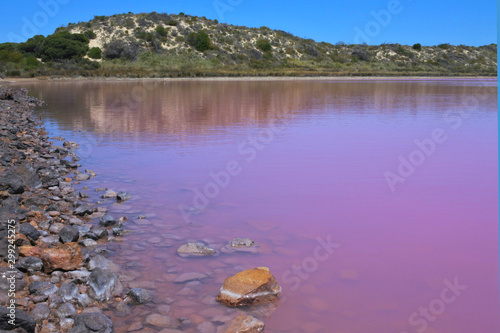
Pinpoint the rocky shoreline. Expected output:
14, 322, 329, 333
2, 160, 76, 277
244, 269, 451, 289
0, 87, 131, 333
0, 87, 280, 333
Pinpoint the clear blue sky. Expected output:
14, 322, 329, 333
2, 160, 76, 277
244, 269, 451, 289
0, 0, 496, 46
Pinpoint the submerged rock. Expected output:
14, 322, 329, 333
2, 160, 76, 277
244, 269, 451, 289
128, 288, 153, 304
87, 268, 123, 302
69, 312, 113, 333
220, 315, 265, 333
144, 313, 180, 329
177, 243, 216, 257
221, 238, 260, 254
116, 191, 131, 202
216, 267, 281, 307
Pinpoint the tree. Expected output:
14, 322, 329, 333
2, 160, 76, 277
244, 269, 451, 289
40, 32, 89, 61
88, 47, 102, 59
412, 43, 422, 51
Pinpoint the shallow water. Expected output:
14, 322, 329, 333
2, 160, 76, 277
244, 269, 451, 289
9, 78, 499, 332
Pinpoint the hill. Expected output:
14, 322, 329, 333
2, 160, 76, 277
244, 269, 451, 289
0, 12, 497, 77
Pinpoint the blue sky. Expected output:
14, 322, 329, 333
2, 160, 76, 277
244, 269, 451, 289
0, 0, 496, 46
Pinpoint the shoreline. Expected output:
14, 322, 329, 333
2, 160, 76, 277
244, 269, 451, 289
1, 75, 497, 84
0, 87, 132, 332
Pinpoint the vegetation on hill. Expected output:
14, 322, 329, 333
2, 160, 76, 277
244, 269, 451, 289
0, 12, 497, 78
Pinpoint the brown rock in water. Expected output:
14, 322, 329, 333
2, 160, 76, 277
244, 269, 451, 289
41, 242, 84, 272
220, 315, 265, 333
216, 267, 281, 307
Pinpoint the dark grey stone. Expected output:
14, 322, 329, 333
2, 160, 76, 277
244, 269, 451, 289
99, 214, 116, 227
87, 268, 122, 302
19, 223, 40, 242
29, 281, 58, 296
0, 306, 36, 333
15, 256, 43, 273
128, 288, 153, 305
69, 312, 113, 333
58, 282, 78, 301
73, 203, 93, 216
55, 302, 77, 318
116, 191, 131, 201
60, 225, 80, 243
30, 303, 50, 322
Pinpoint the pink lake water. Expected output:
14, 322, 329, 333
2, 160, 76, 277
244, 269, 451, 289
10, 79, 499, 332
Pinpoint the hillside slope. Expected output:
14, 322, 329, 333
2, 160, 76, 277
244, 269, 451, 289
1, 12, 497, 77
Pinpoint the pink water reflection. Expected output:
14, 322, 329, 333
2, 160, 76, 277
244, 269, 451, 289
13, 78, 499, 332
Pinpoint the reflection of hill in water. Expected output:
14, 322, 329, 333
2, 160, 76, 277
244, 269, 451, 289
23, 80, 495, 139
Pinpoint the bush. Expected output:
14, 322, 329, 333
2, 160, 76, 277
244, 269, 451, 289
438, 43, 450, 49
156, 26, 168, 37
0, 49, 23, 63
19, 35, 46, 57
88, 47, 102, 59
186, 31, 212, 52
103, 39, 140, 60
83, 30, 97, 39
167, 20, 178, 26
412, 43, 422, 51
256, 39, 272, 52
40, 32, 89, 61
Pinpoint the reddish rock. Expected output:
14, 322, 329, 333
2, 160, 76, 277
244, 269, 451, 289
220, 316, 265, 333
216, 267, 281, 307
19, 245, 41, 257
41, 242, 84, 272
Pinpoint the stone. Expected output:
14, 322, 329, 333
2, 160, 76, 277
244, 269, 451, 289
69, 312, 113, 333
73, 203, 93, 216
20, 223, 40, 242
60, 318, 75, 331
41, 242, 84, 272
86, 255, 110, 271
127, 322, 143, 331
30, 303, 50, 322
75, 173, 90, 181
116, 191, 131, 201
87, 268, 123, 302
19, 245, 41, 257
127, 288, 153, 304
15, 256, 43, 272
197, 322, 216, 333
80, 238, 99, 247
220, 315, 265, 333
0, 268, 26, 292
59, 225, 80, 243
55, 302, 77, 318
78, 191, 89, 198
173, 272, 208, 283
144, 314, 180, 329
222, 238, 260, 254
92, 226, 108, 239
176, 243, 216, 257
29, 281, 58, 296
76, 293, 93, 308
101, 190, 117, 199
99, 214, 116, 227
58, 282, 79, 301
216, 267, 281, 307
0, 306, 36, 333
68, 270, 91, 282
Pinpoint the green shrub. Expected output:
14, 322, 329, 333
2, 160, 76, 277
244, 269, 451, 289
83, 30, 97, 39
186, 31, 212, 51
40, 32, 89, 61
19, 35, 46, 57
156, 26, 168, 37
0, 49, 23, 63
167, 20, 178, 26
438, 43, 450, 49
412, 43, 422, 51
256, 39, 272, 52
88, 47, 102, 59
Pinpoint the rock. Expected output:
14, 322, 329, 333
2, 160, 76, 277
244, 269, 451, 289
197, 322, 216, 333
91, 226, 108, 239
0, 172, 24, 194
20, 223, 41, 242
173, 272, 208, 283
41, 242, 84, 272
60, 318, 75, 331
69, 312, 113, 333
86, 255, 110, 271
61, 159, 78, 169
15, 256, 43, 272
73, 203, 93, 216
75, 173, 90, 181
30, 303, 50, 322
127, 322, 143, 331
144, 314, 180, 329
0, 306, 36, 333
58, 282, 78, 301
29, 281, 58, 296
116, 191, 131, 201
19, 245, 41, 257
112, 225, 125, 236
220, 316, 265, 333
222, 238, 260, 254
76, 293, 93, 308
0, 268, 27, 291
216, 267, 281, 307
68, 270, 91, 282
59, 225, 80, 243
87, 268, 123, 302
80, 238, 99, 247
127, 288, 153, 304
177, 243, 216, 257
78, 191, 89, 198
101, 190, 117, 199
55, 302, 77, 318
99, 214, 116, 227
